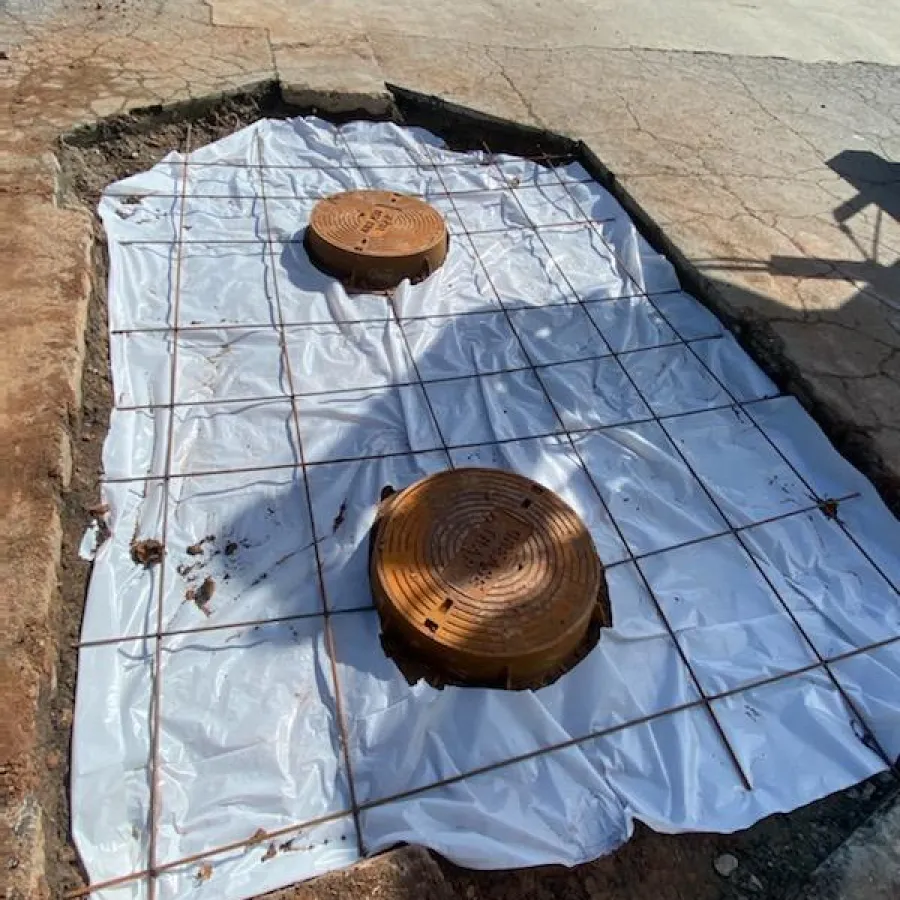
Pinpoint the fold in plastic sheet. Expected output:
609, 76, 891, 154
76, 117, 900, 900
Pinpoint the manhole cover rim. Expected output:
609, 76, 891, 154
370, 468, 610, 688
306, 189, 448, 288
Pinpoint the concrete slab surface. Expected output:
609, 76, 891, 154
211, 0, 900, 65
1, 0, 899, 897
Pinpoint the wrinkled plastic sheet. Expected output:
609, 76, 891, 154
74, 117, 900, 900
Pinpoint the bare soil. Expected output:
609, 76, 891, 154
51, 211, 114, 896
52, 86, 899, 900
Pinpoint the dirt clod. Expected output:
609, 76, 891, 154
130, 538, 163, 567
195, 863, 213, 883
225, 540, 239, 556
88, 503, 112, 550
177, 561, 201, 578
262, 843, 278, 862
332, 501, 348, 534
187, 534, 215, 555
188, 576, 215, 616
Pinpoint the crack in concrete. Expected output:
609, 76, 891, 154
483, 46, 544, 127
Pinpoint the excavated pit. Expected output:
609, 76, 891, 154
50, 80, 900, 900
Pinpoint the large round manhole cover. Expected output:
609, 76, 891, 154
306, 190, 448, 290
370, 469, 611, 690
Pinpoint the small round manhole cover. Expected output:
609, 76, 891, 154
370, 469, 611, 689
306, 190, 448, 290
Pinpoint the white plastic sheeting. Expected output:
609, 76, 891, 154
74, 117, 900, 900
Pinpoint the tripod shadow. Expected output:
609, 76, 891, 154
682, 149, 900, 508
771, 150, 900, 307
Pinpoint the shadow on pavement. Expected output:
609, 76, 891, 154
672, 149, 900, 513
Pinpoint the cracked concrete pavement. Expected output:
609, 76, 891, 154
1, 0, 899, 897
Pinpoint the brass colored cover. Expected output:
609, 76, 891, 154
306, 190, 448, 290
371, 468, 610, 689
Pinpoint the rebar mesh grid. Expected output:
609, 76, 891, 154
70, 122, 900, 899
